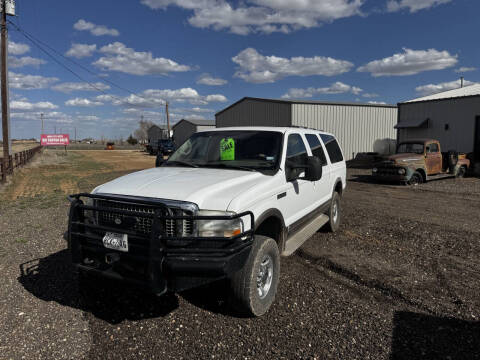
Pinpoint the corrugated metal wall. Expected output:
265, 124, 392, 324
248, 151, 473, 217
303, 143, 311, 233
398, 97, 480, 154
172, 121, 196, 147
216, 99, 292, 127
292, 104, 397, 160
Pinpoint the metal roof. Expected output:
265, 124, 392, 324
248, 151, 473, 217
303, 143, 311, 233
403, 83, 480, 104
216, 96, 397, 116
394, 118, 429, 129
172, 119, 215, 128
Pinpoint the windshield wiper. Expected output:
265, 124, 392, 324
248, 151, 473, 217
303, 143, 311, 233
163, 160, 199, 168
201, 163, 258, 172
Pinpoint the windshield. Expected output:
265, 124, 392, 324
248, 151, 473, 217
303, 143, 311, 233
397, 143, 424, 154
166, 131, 283, 174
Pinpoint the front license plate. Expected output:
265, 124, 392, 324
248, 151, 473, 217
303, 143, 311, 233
102, 232, 128, 252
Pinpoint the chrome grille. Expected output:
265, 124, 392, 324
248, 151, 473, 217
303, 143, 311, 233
96, 200, 194, 237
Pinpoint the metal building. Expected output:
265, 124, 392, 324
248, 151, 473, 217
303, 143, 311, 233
147, 125, 170, 146
396, 84, 480, 164
215, 97, 398, 160
172, 119, 215, 146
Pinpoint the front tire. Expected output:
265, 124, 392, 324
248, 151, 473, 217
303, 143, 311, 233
409, 171, 423, 185
229, 236, 280, 317
456, 166, 467, 178
326, 192, 341, 232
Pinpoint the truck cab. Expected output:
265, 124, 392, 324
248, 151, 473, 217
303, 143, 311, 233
67, 127, 346, 316
373, 138, 470, 184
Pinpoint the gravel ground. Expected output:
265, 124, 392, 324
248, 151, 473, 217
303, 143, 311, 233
1, 169, 479, 359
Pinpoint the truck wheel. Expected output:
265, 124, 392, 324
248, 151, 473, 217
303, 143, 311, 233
229, 235, 280, 317
326, 192, 341, 232
409, 171, 423, 185
456, 166, 467, 178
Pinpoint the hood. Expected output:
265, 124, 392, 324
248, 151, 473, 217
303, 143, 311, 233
386, 153, 424, 163
92, 166, 268, 211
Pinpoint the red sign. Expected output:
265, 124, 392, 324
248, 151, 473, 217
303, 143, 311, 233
41, 134, 70, 146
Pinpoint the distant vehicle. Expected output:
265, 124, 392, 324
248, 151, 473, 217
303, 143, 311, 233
105, 142, 115, 150
146, 139, 176, 156
67, 127, 346, 316
372, 139, 470, 185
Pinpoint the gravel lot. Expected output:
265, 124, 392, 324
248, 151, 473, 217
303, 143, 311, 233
1, 162, 479, 359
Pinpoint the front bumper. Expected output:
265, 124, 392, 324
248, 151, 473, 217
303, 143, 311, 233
67, 193, 254, 294
372, 167, 410, 182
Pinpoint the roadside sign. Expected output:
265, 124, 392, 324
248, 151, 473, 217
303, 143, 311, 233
0, 0, 15, 16
41, 134, 70, 146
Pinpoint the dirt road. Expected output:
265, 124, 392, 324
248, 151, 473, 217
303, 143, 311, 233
1, 154, 479, 359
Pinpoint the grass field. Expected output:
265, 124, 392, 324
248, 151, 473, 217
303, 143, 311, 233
0, 149, 155, 205
10, 141, 40, 153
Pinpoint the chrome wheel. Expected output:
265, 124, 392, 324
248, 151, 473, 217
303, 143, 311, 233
257, 255, 273, 299
332, 200, 338, 224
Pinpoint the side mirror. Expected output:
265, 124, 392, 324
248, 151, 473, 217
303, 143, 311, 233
155, 153, 165, 167
285, 156, 323, 182
304, 156, 323, 181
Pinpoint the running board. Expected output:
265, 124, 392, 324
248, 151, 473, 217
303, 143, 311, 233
282, 214, 329, 256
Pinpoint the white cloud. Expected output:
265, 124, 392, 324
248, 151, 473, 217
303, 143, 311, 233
455, 67, 476, 73
281, 82, 362, 99
367, 101, 387, 105
362, 93, 379, 98
8, 41, 30, 55
73, 19, 119, 36
9, 56, 46, 68
66, 43, 97, 58
10, 100, 58, 111
52, 82, 110, 93
387, 0, 451, 13
11, 110, 73, 124
141, 0, 364, 35
9, 72, 59, 89
104, 87, 227, 108
190, 107, 214, 113
93, 42, 191, 75
415, 79, 474, 96
65, 98, 104, 107
77, 115, 100, 122
232, 48, 353, 83
197, 73, 228, 86
357, 48, 457, 77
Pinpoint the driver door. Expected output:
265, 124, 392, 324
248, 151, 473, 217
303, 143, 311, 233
425, 142, 442, 175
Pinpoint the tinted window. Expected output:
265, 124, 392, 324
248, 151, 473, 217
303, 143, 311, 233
305, 134, 327, 166
320, 134, 343, 163
286, 134, 308, 179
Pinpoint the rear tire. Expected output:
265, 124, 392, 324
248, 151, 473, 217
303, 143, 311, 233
409, 171, 423, 185
229, 236, 280, 317
326, 192, 341, 232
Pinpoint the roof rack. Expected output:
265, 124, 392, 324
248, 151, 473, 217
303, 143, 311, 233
290, 125, 324, 131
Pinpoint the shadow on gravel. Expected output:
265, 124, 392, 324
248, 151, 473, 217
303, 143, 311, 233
390, 311, 480, 360
18, 249, 179, 324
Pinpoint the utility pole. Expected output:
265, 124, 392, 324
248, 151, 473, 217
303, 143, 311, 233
74, 127, 77, 143
166, 101, 171, 139
460, 76, 464, 88
54, 125, 56, 134
40, 113, 44, 137
1, 0, 11, 177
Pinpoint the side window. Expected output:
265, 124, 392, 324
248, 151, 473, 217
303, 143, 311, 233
320, 134, 343, 164
305, 134, 327, 166
286, 134, 308, 179
427, 143, 439, 153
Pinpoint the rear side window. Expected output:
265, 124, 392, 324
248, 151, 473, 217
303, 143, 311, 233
320, 134, 343, 164
305, 134, 327, 166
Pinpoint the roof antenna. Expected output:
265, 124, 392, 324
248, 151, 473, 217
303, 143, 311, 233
460, 76, 464, 88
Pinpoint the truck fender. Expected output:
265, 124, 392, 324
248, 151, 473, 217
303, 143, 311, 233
254, 209, 287, 253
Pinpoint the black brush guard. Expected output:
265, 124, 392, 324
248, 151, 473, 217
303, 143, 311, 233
67, 193, 254, 295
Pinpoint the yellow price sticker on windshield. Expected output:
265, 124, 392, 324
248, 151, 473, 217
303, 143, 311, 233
220, 137, 235, 161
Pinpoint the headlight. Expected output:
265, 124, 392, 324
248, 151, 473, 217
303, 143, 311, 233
398, 168, 406, 175
372, 167, 378, 173
197, 210, 243, 238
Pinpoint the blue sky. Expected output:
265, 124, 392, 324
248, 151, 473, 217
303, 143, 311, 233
5, 0, 479, 140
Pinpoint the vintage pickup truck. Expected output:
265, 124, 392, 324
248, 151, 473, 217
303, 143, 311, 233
372, 138, 470, 185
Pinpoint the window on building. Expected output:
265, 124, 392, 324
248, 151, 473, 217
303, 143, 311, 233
320, 134, 344, 163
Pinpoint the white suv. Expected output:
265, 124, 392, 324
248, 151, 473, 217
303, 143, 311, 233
67, 127, 346, 316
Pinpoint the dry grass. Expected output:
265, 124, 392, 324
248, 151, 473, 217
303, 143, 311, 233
0, 149, 155, 206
